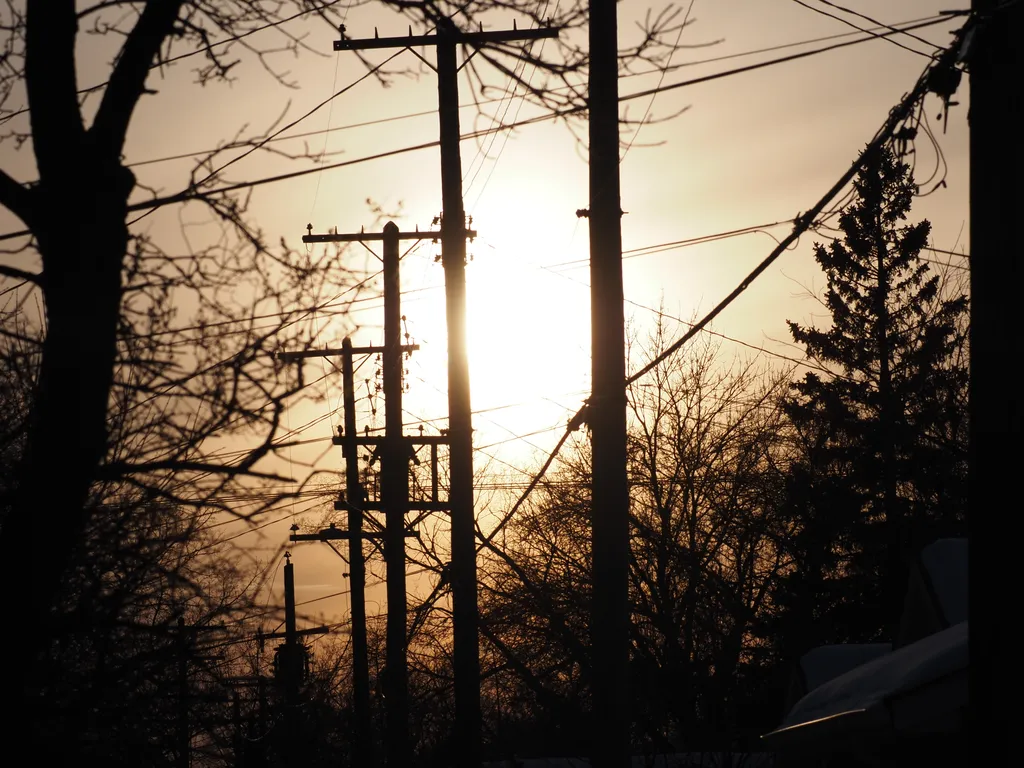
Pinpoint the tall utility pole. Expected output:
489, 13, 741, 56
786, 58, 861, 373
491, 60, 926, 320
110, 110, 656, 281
969, 0, 1020, 761
263, 555, 329, 765
587, 1, 630, 767
334, 19, 558, 766
290, 223, 446, 767
434, 22, 479, 763
284, 329, 422, 768
341, 335, 372, 767
380, 220, 411, 765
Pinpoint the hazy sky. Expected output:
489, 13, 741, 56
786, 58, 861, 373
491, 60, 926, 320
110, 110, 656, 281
0, 0, 971, 623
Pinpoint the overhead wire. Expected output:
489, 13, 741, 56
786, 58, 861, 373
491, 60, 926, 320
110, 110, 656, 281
0, 14, 959, 244
97, 14, 951, 174
800, 0, 944, 54
627, 13, 951, 80
0, 0, 351, 124
126, 47, 408, 228
790, 0, 939, 59
465, 1, 557, 211
473, 15, 973, 549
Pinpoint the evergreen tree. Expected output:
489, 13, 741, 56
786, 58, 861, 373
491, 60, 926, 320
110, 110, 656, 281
771, 148, 968, 650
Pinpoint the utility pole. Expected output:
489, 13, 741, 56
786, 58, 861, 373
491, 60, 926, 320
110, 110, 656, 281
288, 222, 450, 767
333, 20, 558, 765
968, 0, 1020, 761
342, 335, 372, 767
586, 1, 630, 766
262, 554, 329, 766
283, 322, 423, 768
277, 552, 303, 708
380, 220, 411, 766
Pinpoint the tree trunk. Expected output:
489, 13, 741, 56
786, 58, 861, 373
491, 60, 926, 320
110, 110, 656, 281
3, 158, 131, 743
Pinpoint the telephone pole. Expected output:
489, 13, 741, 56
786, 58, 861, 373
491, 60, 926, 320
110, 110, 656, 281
268, 553, 329, 766
380, 220, 411, 766
587, 1, 630, 766
333, 19, 558, 765
289, 222, 449, 767
968, 0, 1021, 760
342, 335, 372, 767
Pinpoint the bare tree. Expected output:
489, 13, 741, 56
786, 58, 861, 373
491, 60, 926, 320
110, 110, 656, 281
0, 0, 377, 751
475, 322, 793, 757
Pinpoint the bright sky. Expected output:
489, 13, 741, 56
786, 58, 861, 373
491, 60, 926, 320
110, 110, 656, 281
0, 0, 971, 626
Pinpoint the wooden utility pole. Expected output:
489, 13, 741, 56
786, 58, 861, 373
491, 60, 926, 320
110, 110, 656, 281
289, 223, 448, 766
258, 555, 329, 766
435, 22, 480, 763
587, 1, 630, 766
333, 19, 558, 766
380, 220, 411, 765
283, 316, 423, 768
341, 335, 372, 767
276, 553, 303, 708
968, 0, 1020, 760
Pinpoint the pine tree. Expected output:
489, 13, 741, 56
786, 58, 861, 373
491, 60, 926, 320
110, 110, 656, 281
774, 148, 968, 649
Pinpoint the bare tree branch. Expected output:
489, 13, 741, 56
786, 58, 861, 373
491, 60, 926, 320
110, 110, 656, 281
90, 0, 187, 161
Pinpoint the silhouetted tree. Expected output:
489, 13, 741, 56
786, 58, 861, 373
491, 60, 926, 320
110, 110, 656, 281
768, 148, 968, 652
477, 326, 792, 757
0, 2, 373, 754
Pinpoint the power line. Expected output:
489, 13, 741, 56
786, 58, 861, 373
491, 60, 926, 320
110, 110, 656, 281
621, 0, 697, 162
790, 0, 939, 59
107, 14, 952, 174
0, 15, 958, 245
617, 15, 953, 106
504, 218, 857, 380
476, 19, 970, 548
812, 1, 947, 52
126, 49, 408, 228
633, 14, 951, 80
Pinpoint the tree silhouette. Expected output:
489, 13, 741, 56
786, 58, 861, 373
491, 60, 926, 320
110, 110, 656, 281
477, 326, 792, 757
770, 148, 968, 652
0, 1, 373, 752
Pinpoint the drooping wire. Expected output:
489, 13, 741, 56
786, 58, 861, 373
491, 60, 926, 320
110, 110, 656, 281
473, 17, 973, 550
0, 14, 960, 244
790, 0, 939, 59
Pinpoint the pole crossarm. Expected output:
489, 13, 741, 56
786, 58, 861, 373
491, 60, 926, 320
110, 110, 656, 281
362, 501, 449, 512
303, 229, 476, 244
257, 626, 331, 641
290, 529, 384, 542
334, 27, 560, 53
331, 434, 450, 447
277, 343, 419, 361
291, 526, 416, 540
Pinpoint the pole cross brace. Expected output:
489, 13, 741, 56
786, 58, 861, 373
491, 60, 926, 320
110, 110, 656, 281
277, 343, 419, 362
302, 229, 475, 244
334, 28, 560, 52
